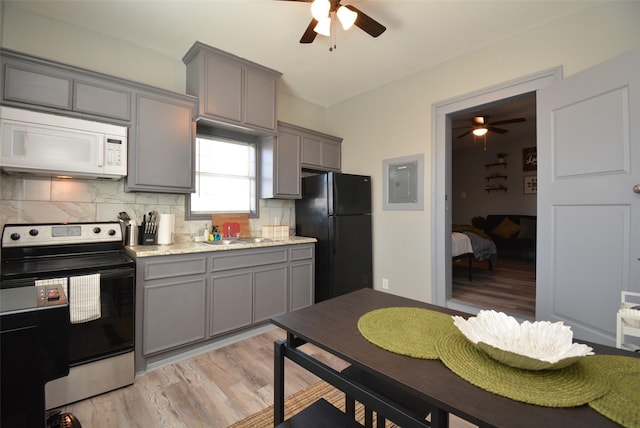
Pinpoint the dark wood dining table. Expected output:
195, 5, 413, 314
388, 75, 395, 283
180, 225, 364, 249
271, 288, 636, 428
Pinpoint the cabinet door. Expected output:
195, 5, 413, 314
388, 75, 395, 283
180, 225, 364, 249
203, 54, 242, 123
244, 67, 277, 131
127, 92, 195, 193
210, 271, 253, 336
322, 139, 341, 171
301, 134, 323, 168
74, 79, 131, 121
290, 260, 314, 311
253, 265, 287, 323
275, 129, 302, 198
3, 60, 72, 109
143, 278, 207, 355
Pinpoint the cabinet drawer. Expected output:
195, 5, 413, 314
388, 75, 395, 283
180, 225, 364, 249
290, 245, 314, 261
211, 249, 287, 272
143, 255, 207, 280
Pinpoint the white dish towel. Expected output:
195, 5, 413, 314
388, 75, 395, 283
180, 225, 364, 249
69, 273, 101, 324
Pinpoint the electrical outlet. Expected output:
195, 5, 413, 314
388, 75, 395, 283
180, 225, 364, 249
382, 278, 389, 290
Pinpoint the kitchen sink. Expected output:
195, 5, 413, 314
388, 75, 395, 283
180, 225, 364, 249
202, 239, 245, 246
238, 237, 274, 243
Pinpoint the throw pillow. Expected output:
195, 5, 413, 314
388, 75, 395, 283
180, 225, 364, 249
517, 218, 537, 240
491, 217, 522, 239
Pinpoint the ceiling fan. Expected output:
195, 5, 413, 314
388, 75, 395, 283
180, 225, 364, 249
455, 116, 526, 139
280, 0, 386, 45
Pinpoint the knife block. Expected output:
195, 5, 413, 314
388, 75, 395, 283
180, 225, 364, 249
138, 226, 157, 245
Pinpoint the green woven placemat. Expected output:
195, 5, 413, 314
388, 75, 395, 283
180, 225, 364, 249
585, 354, 640, 427
357, 307, 457, 359
435, 333, 609, 407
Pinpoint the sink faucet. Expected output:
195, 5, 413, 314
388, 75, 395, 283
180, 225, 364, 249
227, 225, 232, 238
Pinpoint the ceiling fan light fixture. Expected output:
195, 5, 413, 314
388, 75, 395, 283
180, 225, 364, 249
472, 128, 488, 137
314, 16, 331, 36
311, 0, 331, 21
337, 6, 357, 30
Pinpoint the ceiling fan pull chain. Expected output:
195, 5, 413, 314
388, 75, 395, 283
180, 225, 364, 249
330, 13, 336, 52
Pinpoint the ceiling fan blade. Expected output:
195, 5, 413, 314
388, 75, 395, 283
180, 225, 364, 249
487, 127, 508, 134
490, 118, 526, 126
456, 130, 472, 139
345, 5, 386, 37
300, 18, 319, 43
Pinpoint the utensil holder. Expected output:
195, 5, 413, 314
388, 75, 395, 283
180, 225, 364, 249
138, 226, 157, 245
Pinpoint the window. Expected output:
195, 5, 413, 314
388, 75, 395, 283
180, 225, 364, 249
186, 132, 258, 219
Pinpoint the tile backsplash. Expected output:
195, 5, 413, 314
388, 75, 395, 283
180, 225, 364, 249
0, 172, 295, 241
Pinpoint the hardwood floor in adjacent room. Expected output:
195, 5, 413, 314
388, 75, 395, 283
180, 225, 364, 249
452, 256, 536, 318
58, 328, 476, 427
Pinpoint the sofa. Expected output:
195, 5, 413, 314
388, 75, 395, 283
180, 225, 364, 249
484, 214, 536, 260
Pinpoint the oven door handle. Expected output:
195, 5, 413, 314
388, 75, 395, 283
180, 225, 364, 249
1, 277, 45, 288
97, 267, 135, 279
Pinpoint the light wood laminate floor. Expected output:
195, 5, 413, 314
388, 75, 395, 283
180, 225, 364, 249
58, 327, 475, 427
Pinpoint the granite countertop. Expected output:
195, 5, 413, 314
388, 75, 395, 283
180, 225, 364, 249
125, 236, 317, 258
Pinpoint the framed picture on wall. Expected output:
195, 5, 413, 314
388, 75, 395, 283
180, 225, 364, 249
524, 176, 537, 194
523, 147, 537, 171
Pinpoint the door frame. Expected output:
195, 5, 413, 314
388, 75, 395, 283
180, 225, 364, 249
431, 67, 561, 314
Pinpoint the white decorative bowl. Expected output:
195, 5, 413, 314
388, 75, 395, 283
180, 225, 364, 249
452, 310, 594, 370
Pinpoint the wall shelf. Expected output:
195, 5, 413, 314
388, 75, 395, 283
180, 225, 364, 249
485, 187, 508, 193
485, 175, 508, 181
485, 162, 507, 169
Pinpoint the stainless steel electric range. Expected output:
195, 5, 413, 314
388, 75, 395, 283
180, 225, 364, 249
1, 222, 135, 409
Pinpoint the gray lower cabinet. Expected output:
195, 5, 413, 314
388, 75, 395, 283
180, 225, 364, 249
289, 244, 315, 311
139, 254, 208, 357
136, 244, 314, 372
210, 270, 253, 336
143, 277, 207, 355
126, 91, 196, 193
253, 265, 288, 323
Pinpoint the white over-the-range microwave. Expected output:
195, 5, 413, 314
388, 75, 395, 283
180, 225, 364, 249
0, 106, 128, 180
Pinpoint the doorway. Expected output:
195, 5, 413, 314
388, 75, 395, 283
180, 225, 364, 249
450, 94, 537, 318
431, 67, 562, 317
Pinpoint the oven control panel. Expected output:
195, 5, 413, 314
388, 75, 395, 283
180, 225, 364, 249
36, 283, 68, 307
1, 222, 122, 248
0, 283, 68, 315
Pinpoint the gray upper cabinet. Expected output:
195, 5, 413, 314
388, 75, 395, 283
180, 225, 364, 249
73, 78, 131, 121
260, 122, 302, 199
126, 91, 196, 193
260, 121, 342, 199
1, 50, 132, 122
300, 130, 342, 171
183, 42, 281, 134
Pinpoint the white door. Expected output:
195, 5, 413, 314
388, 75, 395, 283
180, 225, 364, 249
536, 47, 640, 345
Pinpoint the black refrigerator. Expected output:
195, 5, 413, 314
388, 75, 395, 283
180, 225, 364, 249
295, 172, 373, 303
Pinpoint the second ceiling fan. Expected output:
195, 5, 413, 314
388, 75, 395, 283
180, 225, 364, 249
280, 0, 386, 44
455, 116, 526, 139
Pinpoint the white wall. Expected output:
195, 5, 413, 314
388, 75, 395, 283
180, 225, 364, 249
0, 4, 327, 133
0, 3, 328, 236
2, 2, 639, 301
327, 2, 640, 302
